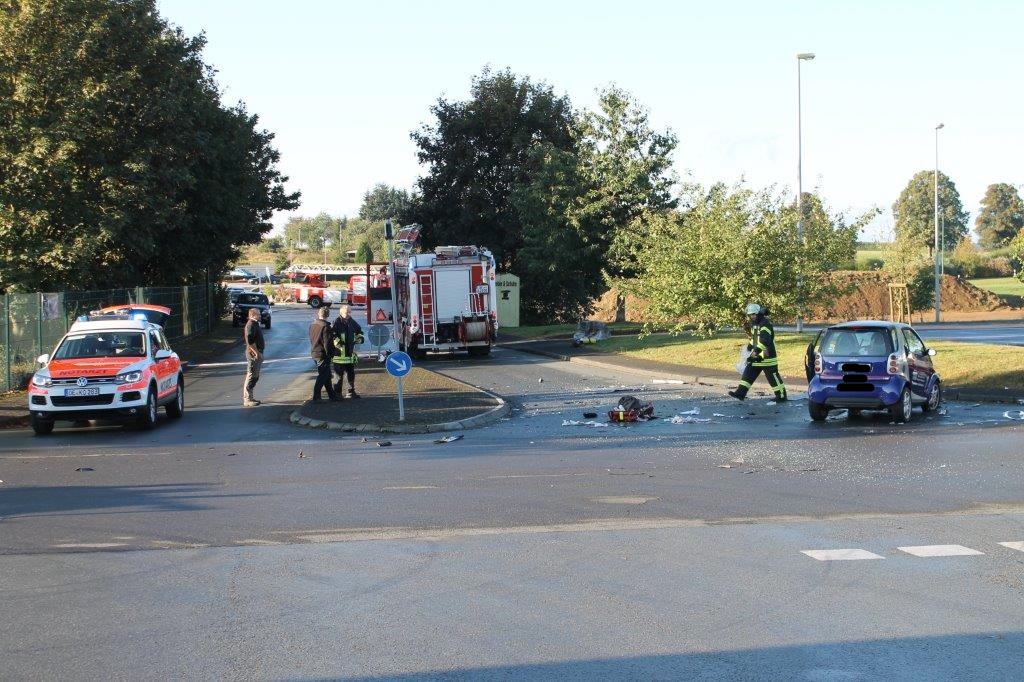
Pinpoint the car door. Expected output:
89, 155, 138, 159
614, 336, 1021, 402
804, 330, 824, 382
150, 330, 175, 398
901, 328, 933, 399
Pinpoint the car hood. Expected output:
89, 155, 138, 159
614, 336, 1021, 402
47, 357, 147, 378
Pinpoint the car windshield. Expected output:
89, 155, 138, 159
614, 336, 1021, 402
54, 332, 147, 359
237, 294, 268, 304
820, 328, 893, 357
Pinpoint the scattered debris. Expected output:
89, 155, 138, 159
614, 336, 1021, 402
717, 464, 734, 469
572, 320, 611, 347
678, 407, 700, 416
766, 401, 776, 406
668, 415, 712, 424
75, 467, 94, 472
800, 467, 822, 473
298, 451, 307, 458
826, 409, 849, 422
583, 412, 598, 419
227, 453, 237, 457
377, 441, 392, 447
1003, 411, 1024, 421
562, 419, 608, 428
608, 395, 655, 423
936, 407, 948, 416
712, 413, 728, 418
538, 378, 544, 383
434, 435, 464, 444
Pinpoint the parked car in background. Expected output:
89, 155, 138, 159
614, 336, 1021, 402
804, 320, 941, 423
224, 267, 255, 282
231, 292, 272, 329
248, 273, 282, 285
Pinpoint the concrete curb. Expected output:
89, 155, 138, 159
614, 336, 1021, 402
508, 344, 1024, 405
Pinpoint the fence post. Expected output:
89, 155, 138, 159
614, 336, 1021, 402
36, 292, 43, 359
4, 293, 11, 392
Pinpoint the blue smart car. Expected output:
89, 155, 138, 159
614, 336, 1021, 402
804, 321, 941, 423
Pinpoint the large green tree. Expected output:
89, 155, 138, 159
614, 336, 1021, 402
975, 182, 1024, 249
0, 0, 298, 292
407, 67, 576, 270
622, 185, 864, 334
359, 183, 409, 223
891, 170, 969, 255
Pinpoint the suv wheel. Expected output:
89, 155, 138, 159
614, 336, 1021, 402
808, 401, 829, 422
921, 382, 942, 412
31, 415, 54, 435
890, 387, 913, 423
138, 386, 158, 430
166, 377, 184, 419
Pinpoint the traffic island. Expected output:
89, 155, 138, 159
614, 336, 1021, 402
290, 365, 509, 433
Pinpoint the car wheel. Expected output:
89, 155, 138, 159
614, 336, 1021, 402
308, 296, 322, 308
264, 318, 271, 329
808, 401, 829, 422
890, 387, 913, 423
31, 415, 54, 435
921, 381, 942, 412
232, 318, 239, 328
139, 386, 158, 430
166, 377, 184, 419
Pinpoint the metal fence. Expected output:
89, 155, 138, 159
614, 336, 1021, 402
1, 285, 216, 393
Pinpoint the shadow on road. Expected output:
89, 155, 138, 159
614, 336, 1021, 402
0, 483, 262, 518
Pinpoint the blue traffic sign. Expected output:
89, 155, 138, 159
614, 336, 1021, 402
385, 351, 413, 378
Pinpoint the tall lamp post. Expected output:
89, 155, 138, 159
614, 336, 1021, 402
934, 122, 944, 323
796, 52, 815, 333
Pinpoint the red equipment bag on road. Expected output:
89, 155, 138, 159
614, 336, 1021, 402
608, 395, 654, 423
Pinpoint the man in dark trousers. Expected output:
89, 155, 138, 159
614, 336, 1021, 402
729, 303, 787, 401
242, 308, 264, 407
308, 306, 340, 401
330, 304, 363, 398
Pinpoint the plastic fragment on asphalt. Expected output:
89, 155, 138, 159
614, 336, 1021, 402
712, 413, 728, 417
75, 467, 94, 472
1003, 411, 1024, 421
561, 419, 608, 428
298, 451, 307, 458
826, 410, 849, 422
434, 435, 464, 443
679, 407, 700, 416
936, 408, 948, 416
766, 401, 776, 406
377, 441, 392, 447
667, 415, 712, 424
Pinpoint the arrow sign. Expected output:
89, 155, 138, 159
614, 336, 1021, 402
385, 351, 412, 378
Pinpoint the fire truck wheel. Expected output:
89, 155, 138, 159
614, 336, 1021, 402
467, 345, 491, 357
308, 296, 322, 308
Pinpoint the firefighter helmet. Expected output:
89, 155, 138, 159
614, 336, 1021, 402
744, 303, 763, 316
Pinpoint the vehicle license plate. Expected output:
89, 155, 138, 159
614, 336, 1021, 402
66, 388, 100, 397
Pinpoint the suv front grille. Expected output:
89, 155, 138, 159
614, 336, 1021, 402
51, 376, 117, 386
51, 395, 116, 407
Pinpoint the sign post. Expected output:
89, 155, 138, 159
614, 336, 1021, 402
384, 220, 405, 421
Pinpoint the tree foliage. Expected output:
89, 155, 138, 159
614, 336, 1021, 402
891, 171, 969, 255
0, 0, 298, 292
621, 185, 864, 335
883, 237, 934, 312
355, 240, 374, 263
975, 183, 1024, 250
359, 183, 409, 222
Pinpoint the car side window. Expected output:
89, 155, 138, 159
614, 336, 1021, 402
150, 331, 162, 357
158, 330, 172, 351
890, 329, 900, 352
902, 329, 924, 355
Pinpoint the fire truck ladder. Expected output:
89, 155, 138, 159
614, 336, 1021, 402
419, 273, 435, 345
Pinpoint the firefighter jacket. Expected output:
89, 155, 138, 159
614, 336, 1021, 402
330, 316, 363, 365
748, 319, 779, 368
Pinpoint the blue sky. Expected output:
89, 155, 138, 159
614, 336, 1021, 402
157, 0, 1024, 241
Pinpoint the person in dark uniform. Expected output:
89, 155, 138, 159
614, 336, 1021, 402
242, 308, 265, 407
309, 306, 340, 401
729, 303, 787, 401
330, 304, 363, 398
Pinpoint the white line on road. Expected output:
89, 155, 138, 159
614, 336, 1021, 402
898, 544, 984, 557
382, 485, 440, 490
801, 549, 885, 561
192, 356, 310, 369
7, 451, 173, 460
53, 543, 127, 549
998, 541, 1024, 552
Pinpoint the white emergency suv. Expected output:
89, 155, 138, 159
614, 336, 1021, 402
27, 305, 184, 435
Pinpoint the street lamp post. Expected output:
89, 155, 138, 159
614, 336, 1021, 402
796, 52, 815, 334
934, 123, 944, 323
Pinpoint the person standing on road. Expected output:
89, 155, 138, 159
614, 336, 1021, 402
729, 303, 787, 402
309, 306, 340, 401
330, 304, 363, 398
243, 308, 265, 407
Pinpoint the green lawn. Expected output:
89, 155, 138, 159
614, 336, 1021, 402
970, 277, 1024, 300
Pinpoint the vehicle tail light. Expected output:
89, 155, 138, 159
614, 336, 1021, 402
887, 353, 900, 375
813, 352, 822, 374
410, 314, 419, 332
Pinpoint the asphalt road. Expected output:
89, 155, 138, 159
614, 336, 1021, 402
3, 306, 1024, 679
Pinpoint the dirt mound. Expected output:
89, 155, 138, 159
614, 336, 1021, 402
589, 272, 1017, 325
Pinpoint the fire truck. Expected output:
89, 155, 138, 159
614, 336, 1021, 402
279, 272, 346, 308
391, 226, 498, 358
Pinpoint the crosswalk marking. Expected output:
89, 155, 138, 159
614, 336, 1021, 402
897, 544, 984, 557
998, 541, 1024, 552
801, 549, 884, 561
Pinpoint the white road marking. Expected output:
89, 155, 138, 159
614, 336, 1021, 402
898, 544, 984, 557
8, 451, 173, 460
53, 543, 127, 549
591, 496, 659, 505
382, 485, 439, 490
998, 541, 1024, 552
801, 549, 884, 561
192, 356, 309, 369
485, 473, 590, 479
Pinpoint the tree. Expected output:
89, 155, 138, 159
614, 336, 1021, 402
578, 86, 678, 280
0, 0, 298, 292
892, 171, 969, 256
975, 183, 1024, 250
621, 184, 864, 335
355, 241, 374, 263
408, 67, 576, 271
947, 237, 984, 278
883, 237, 934, 312
359, 184, 409, 223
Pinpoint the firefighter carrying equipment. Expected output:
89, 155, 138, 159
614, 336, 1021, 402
331, 333, 364, 365
729, 314, 787, 401
608, 395, 655, 422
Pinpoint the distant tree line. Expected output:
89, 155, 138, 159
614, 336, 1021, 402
0, 0, 298, 292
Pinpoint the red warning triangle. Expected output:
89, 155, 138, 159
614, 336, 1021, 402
375, 309, 388, 321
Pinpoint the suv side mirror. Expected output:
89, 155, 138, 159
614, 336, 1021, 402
927, 348, 936, 357
154, 349, 172, 360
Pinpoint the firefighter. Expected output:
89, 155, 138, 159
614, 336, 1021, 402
728, 303, 787, 402
330, 304, 363, 398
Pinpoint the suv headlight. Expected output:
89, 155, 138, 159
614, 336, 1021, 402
116, 371, 143, 383
32, 373, 52, 387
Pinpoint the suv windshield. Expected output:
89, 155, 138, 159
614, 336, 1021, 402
820, 328, 893, 357
237, 294, 268, 305
54, 332, 147, 359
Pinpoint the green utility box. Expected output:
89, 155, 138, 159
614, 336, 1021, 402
495, 273, 520, 328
